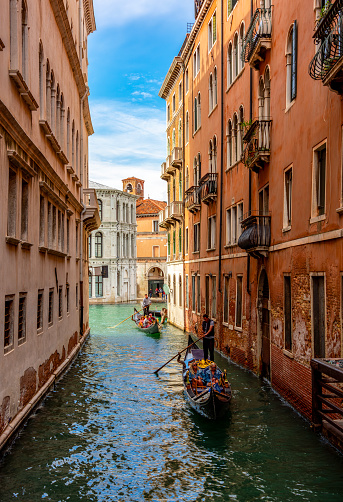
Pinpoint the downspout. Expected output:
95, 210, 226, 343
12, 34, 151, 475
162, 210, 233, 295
79, 85, 89, 336
218, 0, 224, 294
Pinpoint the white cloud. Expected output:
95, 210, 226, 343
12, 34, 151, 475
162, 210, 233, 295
89, 99, 167, 201
132, 91, 153, 99
93, 0, 193, 28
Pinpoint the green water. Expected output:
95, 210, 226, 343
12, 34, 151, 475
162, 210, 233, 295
1, 303, 343, 502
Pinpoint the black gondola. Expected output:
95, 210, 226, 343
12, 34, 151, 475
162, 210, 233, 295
182, 336, 232, 419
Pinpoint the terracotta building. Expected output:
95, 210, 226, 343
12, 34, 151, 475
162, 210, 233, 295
161, 0, 343, 444
122, 177, 167, 298
0, 0, 100, 450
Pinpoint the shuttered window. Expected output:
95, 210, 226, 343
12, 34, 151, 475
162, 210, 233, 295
291, 21, 297, 101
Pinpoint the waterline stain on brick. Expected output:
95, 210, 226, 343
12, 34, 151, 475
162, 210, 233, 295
19, 368, 37, 410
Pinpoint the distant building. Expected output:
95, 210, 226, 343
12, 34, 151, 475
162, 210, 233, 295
88, 181, 137, 303
122, 177, 167, 298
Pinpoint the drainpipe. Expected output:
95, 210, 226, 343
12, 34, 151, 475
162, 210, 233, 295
218, 0, 224, 294
79, 85, 89, 337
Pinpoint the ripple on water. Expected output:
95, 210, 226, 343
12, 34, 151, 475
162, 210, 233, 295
1, 304, 343, 502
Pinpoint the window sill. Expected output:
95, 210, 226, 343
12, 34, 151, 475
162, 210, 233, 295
222, 322, 229, 327
310, 214, 326, 225
282, 226, 291, 233
283, 349, 294, 359
9, 69, 39, 111
208, 104, 218, 118
226, 67, 245, 94
193, 125, 201, 137
336, 206, 343, 215
235, 326, 243, 332
192, 251, 200, 254
21, 241, 33, 250
47, 249, 67, 258
48, 322, 53, 328
225, 159, 241, 173
37, 328, 43, 335
18, 337, 26, 346
206, 248, 216, 252
285, 99, 296, 114
6, 236, 21, 246
4, 344, 14, 355
224, 243, 238, 249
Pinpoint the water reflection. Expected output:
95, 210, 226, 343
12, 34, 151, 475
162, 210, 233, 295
0, 304, 343, 502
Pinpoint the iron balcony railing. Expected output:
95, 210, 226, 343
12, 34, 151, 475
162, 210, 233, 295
242, 119, 272, 170
170, 200, 184, 219
309, 1, 343, 83
184, 186, 201, 210
242, 7, 272, 63
238, 211, 271, 254
200, 173, 218, 203
313, 0, 340, 43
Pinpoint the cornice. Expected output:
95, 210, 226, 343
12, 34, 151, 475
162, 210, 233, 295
181, 0, 213, 60
83, 0, 96, 35
159, 57, 183, 100
83, 96, 94, 136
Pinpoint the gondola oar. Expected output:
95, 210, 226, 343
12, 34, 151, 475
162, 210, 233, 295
108, 308, 144, 329
154, 331, 207, 375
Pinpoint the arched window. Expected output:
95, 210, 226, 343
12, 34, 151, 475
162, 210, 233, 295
131, 234, 135, 257
209, 139, 213, 173
66, 108, 70, 159
117, 232, 120, 257
89, 273, 92, 298
46, 60, 51, 123
186, 166, 189, 191
50, 71, 56, 131
126, 183, 133, 192
97, 199, 102, 220
71, 120, 75, 171
60, 94, 65, 151
117, 271, 120, 296
185, 111, 189, 144
238, 23, 245, 74
21, 0, 28, 81
178, 119, 182, 147
213, 136, 217, 173
116, 200, 120, 221
173, 274, 176, 305
88, 235, 92, 258
137, 183, 142, 195
179, 172, 182, 200
227, 119, 232, 167
131, 205, 134, 223
213, 67, 217, 107
56, 85, 61, 144
193, 157, 198, 186
76, 131, 79, 176
168, 274, 171, 303
172, 128, 176, 149
209, 73, 213, 112
233, 33, 239, 80
232, 113, 238, 164
198, 152, 202, 180
95, 232, 103, 258
39, 43, 44, 119
197, 92, 201, 127
194, 96, 198, 132
286, 22, 297, 106
179, 276, 182, 307
264, 67, 271, 120
238, 106, 244, 159
227, 42, 233, 87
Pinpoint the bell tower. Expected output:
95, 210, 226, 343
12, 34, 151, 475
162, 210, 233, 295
122, 177, 145, 201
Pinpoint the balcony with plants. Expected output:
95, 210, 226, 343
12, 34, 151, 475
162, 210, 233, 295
184, 186, 201, 213
237, 210, 271, 259
199, 173, 218, 205
242, 6, 272, 70
242, 119, 272, 172
309, 0, 343, 94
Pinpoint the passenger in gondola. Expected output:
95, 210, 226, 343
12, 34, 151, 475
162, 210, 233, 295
203, 362, 223, 392
142, 316, 150, 328
189, 361, 204, 389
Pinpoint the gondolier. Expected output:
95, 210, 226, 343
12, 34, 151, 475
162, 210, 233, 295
142, 294, 151, 316
202, 314, 215, 362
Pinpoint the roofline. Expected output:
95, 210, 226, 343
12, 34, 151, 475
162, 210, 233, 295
83, 0, 96, 35
158, 57, 183, 100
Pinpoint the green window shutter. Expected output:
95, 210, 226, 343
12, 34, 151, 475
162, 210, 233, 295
213, 12, 217, 43
173, 230, 176, 254
179, 228, 182, 253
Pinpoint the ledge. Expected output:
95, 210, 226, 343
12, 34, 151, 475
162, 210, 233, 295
39, 181, 68, 211
8, 150, 36, 177
9, 70, 39, 111
66, 165, 74, 174
21, 241, 33, 250
336, 206, 343, 215
310, 214, 326, 225
47, 248, 67, 258
225, 159, 241, 173
283, 349, 294, 359
39, 246, 48, 253
282, 225, 291, 233
6, 236, 21, 246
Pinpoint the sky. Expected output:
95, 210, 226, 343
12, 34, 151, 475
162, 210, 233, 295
88, 0, 195, 200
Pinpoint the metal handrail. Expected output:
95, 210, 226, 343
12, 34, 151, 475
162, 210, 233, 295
309, 6, 343, 81
242, 7, 272, 62
238, 212, 271, 250
184, 186, 201, 208
242, 120, 272, 168
200, 173, 218, 200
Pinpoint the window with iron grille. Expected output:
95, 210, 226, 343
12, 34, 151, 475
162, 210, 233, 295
4, 296, 14, 350
37, 290, 43, 331
18, 294, 27, 343
48, 289, 54, 325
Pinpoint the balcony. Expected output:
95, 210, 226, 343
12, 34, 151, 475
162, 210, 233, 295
158, 205, 173, 229
200, 173, 218, 205
83, 189, 101, 233
171, 147, 183, 168
309, 0, 343, 94
242, 7, 272, 69
161, 161, 169, 181
242, 119, 271, 172
237, 211, 271, 259
170, 201, 183, 221
185, 186, 201, 213
166, 155, 176, 175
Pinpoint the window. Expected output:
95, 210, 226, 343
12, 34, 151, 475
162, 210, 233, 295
7, 167, 17, 237
209, 73, 213, 113
66, 217, 70, 254
213, 68, 217, 108
153, 245, 160, 257
89, 274, 92, 298
167, 104, 170, 122
172, 128, 176, 149
172, 93, 176, 114
75, 221, 78, 256
284, 276, 292, 351
312, 144, 326, 218
186, 275, 189, 309
173, 274, 176, 305
211, 276, 217, 318
208, 11, 217, 51
4, 296, 14, 351
95, 276, 103, 297
98, 199, 103, 220
173, 230, 176, 256
178, 81, 182, 103
197, 275, 201, 314
153, 220, 159, 232
185, 227, 189, 255
66, 284, 70, 313
21, 0, 28, 80
117, 272, 120, 296
193, 44, 200, 77
58, 286, 63, 318
192, 275, 196, 311
194, 222, 200, 252
88, 235, 92, 258
18, 294, 27, 343
76, 283, 78, 309
185, 69, 189, 93
312, 275, 325, 358
179, 227, 182, 256
235, 276, 243, 328
48, 288, 54, 325
228, 0, 238, 17
21, 178, 28, 241
226, 202, 243, 245
232, 113, 238, 164
168, 233, 170, 257
227, 120, 232, 168
179, 276, 182, 307
286, 21, 298, 107
227, 43, 233, 87
233, 33, 239, 80
284, 167, 293, 228
178, 119, 182, 148
207, 215, 216, 250
194, 96, 198, 132
197, 93, 201, 128
185, 111, 189, 144
223, 276, 230, 324
37, 290, 43, 331
259, 185, 269, 213
95, 232, 103, 258
205, 275, 210, 315
238, 23, 245, 73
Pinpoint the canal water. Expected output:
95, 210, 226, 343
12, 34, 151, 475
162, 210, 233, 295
1, 304, 343, 502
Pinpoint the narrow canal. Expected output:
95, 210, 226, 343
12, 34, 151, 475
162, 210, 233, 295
1, 304, 343, 502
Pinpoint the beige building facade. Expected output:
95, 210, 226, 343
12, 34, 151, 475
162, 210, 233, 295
0, 0, 99, 450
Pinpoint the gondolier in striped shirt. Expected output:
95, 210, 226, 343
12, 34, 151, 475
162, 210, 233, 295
142, 294, 151, 316
202, 314, 215, 362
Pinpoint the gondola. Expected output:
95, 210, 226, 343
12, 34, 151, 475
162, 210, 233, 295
182, 335, 232, 419
131, 308, 162, 335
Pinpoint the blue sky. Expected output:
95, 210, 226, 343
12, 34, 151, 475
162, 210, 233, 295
88, 0, 194, 200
